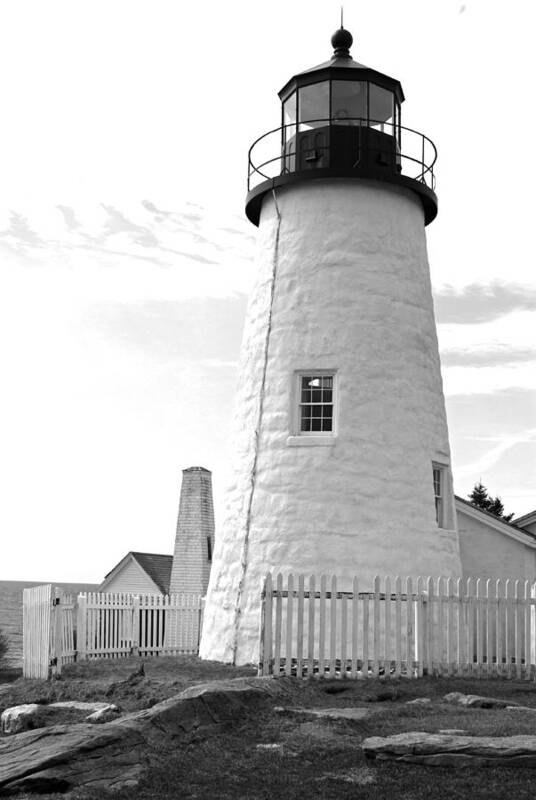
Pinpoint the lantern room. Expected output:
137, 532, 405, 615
246, 28, 438, 226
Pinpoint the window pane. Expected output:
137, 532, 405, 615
331, 80, 367, 125
298, 372, 335, 435
369, 84, 394, 129
283, 93, 296, 126
282, 92, 297, 173
299, 82, 329, 130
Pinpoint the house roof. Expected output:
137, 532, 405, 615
454, 496, 536, 546
102, 552, 173, 594
130, 552, 173, 594
512, 509, 536, 528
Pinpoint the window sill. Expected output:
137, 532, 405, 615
286, 435, 337, 448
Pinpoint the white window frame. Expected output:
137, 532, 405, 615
432, 462, 445, 528
288, 370, 338, 446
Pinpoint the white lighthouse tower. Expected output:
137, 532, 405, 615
200, 27, 462, 665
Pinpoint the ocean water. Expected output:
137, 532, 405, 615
0, 580, 99, 668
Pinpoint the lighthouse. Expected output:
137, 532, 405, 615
200, 27, 462, 665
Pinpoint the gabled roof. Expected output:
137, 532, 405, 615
102, 551, 172, 593
512, 509, 536, 528
131, 552, 173, 594
455, 496, 536, 547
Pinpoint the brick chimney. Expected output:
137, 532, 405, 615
169, 467, 215, 595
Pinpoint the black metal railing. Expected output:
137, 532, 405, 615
247, 118, 437, 193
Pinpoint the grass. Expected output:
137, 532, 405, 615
0, 656, 257, 714
4, 661, 536, 799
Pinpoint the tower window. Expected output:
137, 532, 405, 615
298, 373, 335, 434
432, 465, 444, 527
207, 537, 212, 562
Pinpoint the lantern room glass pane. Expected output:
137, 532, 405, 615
331, 80, 367, 125
298, 82, 329, 130
369, 84, 394, 131
282, 92, 297, 173
283, 92, 296, 127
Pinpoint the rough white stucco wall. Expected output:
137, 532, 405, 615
200, 179, 462, 665
457, 509, 536, 581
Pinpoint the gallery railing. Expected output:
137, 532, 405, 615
247, 118, 437, 194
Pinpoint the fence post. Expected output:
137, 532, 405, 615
132, 595, 141, 657
77, 594, 87, 660
529, 583, 536, 676
51, 588, 63, 678
258, 576, 267, 676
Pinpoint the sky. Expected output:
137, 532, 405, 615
1, 0, 535, 582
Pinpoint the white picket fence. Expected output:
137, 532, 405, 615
22, 587, 204, 678
77, 592, 204, 659
258, 574, 536, 680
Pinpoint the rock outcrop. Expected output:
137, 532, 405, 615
363, 731, 536, 766
443, 692, 520, 709
0, 677, 291, 794
1, 702, 121, 735
1, 705, 42, 735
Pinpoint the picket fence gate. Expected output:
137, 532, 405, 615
23, 586, 76, 679
258, 574, 536, 680
22, 587, 204, 679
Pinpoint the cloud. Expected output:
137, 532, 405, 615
100, 204, 160, 247
441, 345, 536, 368
446, 388, 536, 435
0, 211, 43, 248
454, 429, 536, 482
447, 389, 536, 513
84, 296, 247, 362
0, 199, 256, 299
56, 205, 83, 231
434, 282, 536, 324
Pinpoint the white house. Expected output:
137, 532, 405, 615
455, 497, 536, 581
99, 551, 172, 594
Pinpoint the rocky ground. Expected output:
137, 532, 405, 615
3, 659, 536, 798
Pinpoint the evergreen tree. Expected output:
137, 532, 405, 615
468, 482, 514, 523
487, 496, 504, 517
468, 482, 491, 510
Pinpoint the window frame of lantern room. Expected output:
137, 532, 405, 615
290, 370, 338, 442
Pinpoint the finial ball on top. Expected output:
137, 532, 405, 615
331, 27, 353, 55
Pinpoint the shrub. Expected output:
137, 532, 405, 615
0, 628, 9, 665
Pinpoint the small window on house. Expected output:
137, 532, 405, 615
207, 537, 212, 562
298, 373, 335, 434
432, 465, 443, 527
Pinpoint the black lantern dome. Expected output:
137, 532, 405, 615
246, 28, 437, 226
